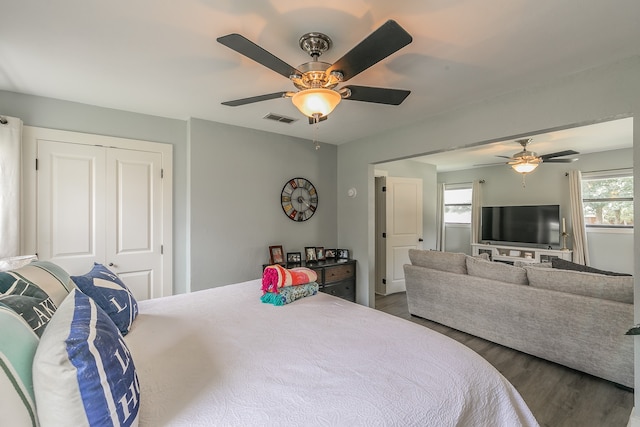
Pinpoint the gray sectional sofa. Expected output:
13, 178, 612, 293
404, 249, 634, 388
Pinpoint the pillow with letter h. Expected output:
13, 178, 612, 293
71, 263, 138, 335
33, 289, 140, 427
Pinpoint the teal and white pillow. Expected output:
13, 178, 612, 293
0, 260, 74, 307
0, 278, 57, 337
71, 263, 138, 335
0, 305, 40, 427
33, 289, 140, 426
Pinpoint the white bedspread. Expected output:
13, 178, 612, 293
124, 279, 538, 426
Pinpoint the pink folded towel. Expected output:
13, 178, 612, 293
261, 264, 318, 294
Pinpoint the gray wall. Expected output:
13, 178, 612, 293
0, 90, 338, 294
0, 90, 190, 293
437, 148, 633, 274
188, 118, 337, 290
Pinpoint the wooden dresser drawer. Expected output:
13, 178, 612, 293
321, 281, 355, 302
324, 264, 354, 284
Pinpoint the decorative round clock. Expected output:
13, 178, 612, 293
281, 177, 318, 222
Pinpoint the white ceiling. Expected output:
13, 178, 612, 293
412, 117, 634, 172
1, 1, 639, 147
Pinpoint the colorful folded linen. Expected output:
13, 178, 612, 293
260, 282, 319, 306
261, 264, 318, 294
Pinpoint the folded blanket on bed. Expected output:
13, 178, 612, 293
261, 264, 318, 293
260, 282, 319, 306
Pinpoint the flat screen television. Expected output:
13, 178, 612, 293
481, 205, 560, 246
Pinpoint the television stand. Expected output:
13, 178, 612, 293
472, 243, 572, 264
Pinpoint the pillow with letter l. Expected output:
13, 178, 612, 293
71, 263, 138, 335
33, 289, 140, 427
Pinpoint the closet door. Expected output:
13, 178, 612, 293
37, 140, 106, 274
106, 148, 162, 300
36, 139, 164, 301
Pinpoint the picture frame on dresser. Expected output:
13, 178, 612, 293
269, 245, 284, 264
337, 249, 350, 260
325, 249, 336, 259
286, 252, 301, 264
305, 247, 317, 263
316, 247, 325, 261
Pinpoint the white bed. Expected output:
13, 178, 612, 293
124, 279, 539, 426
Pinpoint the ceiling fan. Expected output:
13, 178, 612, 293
491, 138, 579, 174
217, 20, 412, 124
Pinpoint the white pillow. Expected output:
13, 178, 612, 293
33, 289, 140, 426
0, 255, 37, 272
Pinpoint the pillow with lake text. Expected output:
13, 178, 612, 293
71, 263, 138, 335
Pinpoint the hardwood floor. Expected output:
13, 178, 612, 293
375, 291, 634, 427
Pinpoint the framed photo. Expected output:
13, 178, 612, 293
337, 249, 350, 260
287, 252, 301, 263
305, 247, 317, 263
269, 245, 284, 264
324, 248, 336, 259
316, 247, 325, 261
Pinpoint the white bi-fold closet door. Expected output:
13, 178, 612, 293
22, 127, 173, 301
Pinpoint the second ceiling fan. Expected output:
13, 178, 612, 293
217, 20, 412, 123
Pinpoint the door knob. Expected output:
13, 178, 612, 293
418, 238, 424, 242
108, 263, 116, 267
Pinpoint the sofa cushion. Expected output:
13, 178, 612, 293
466, 256, 529, 285
408, 250, 467, 274
525, 266, 633, 303
551, 258, 632, 276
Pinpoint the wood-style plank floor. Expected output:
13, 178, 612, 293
375, 291, 634, 427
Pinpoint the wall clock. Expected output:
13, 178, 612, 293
281, 178, 318, 222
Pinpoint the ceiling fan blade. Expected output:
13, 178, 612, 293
342, 85, 410, 105
221, 92, 288, 106
217, 34, 301, 79
495, 155, 514, 159
327, 20, 412, 82
540, 149, 579, 160
543, 158, 578, 163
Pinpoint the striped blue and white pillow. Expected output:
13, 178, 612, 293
0, 305, 40, 427
33, 289, 140, 427
71, 263, 138, 335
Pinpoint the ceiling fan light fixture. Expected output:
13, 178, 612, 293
291, 88, 341, 118
511, 161, 539, 174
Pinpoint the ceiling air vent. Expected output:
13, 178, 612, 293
263, 113, 297, 124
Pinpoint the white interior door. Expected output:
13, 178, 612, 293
385, 177, 423, 294
30, 128, 171, 301
106, 149, 163, 301
37, 140, 106, 274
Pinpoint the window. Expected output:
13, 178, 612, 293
444, 184, 472, 224
581, 169, 633, 228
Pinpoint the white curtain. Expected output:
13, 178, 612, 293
568, 170, 590, 265
471, 180, 483, 244
0, 116, 22, 258
435, 183, 445, 251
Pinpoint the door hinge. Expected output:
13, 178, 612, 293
382, 186, 386, 192
161, 245, 164, 255
382, 232, 386, 238
35, 158, 39, 170
161, 169, 164, 179
382, 278, 386, 285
